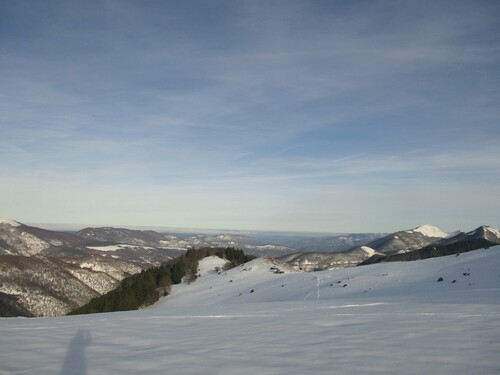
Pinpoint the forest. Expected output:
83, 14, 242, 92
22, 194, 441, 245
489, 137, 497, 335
69, 247, 254, 315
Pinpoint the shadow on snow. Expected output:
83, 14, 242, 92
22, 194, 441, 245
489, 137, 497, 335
60, 329, 92, 375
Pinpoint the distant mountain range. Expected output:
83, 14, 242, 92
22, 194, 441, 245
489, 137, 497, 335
0, 219, 185, 266
76, 226, 294, 256
361, 224, 450, 255
1, 217, 499, 317
0, 218, 298, 316
360, 225, 500, 265
279, 224, 500, 271
0, 218, 183, 317
284, 232, 386, 253
280, 246, 378, 271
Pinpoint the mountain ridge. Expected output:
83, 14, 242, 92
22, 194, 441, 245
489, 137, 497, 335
2, 217, 499, 317
279, 224, 500, 271
360, 225, 500, 265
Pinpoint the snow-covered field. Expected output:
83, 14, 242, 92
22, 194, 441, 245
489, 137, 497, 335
86, 244, 156, 252
1, 248, 499, 374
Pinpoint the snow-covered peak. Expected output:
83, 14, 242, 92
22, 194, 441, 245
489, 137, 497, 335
412, 224, 448, 238
360, 246, 377, 256
464, 226, 500, 239
0, 217, 21, 227
483, 226, 500, 239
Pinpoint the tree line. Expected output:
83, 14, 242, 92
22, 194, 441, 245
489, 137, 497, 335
68, 247, 254, 315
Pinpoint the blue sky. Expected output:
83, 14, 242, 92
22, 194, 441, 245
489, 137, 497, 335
1, 0, 499, 233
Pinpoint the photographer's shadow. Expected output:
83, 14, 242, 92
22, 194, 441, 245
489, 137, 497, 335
60, 329, 92, 375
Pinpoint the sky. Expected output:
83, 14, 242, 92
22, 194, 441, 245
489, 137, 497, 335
0, 0, 499, 233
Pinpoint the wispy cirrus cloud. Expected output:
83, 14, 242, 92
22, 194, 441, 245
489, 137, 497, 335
0, 0, 499, 231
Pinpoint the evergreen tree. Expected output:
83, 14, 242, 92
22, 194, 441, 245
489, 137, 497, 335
68, 247, 253, 315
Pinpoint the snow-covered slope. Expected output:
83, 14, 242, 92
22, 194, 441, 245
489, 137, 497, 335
0, 218, 20, 227
0, 255, 142, 316
0, 219, 178, 317
279, 224, 453, 271
0, 221, 51, 256
76, 227, 173, 247
437, 225, 500, 246
411, 224, 449, 238
164, 247, 500, 307
279, 245, 380, 271
1, 247, 499, 374
364, 224, 451, 255
0, 218, 89, 256
485, 226, 500, 238
77, 227, 293, 255
0, 219, 181, 265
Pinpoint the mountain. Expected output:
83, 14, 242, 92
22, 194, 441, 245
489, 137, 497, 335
163, 233, 293, 256
0, 218, 182, 317
76, 227, 293, 256
286, 233, 386, 253
3, 218, 498, 316
361, 225, 500, 265
1, 217, 290, 317
279, 246, 380, 271
363, 224, 449, 255
279, 224, 494, 271
0, 219, 184, 266
69, 247, 254, 315
76, 227, 175, 248
0, 254, 141, 317
1, 246, 499, 374
0, 218, 295, 317
435, 225, 500, 246
0, 218, 89, 256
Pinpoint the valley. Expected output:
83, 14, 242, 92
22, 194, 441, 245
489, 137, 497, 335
1, 217, 499, 317
0, 247, 499, 374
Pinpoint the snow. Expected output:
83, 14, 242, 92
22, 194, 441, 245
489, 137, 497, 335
0, 217, 20, 227
87, 244, 155, 252
485, 226, 500, 239
86, 245, 124, 252
1, 248, 500, 374
360, 246, 377, 256
17, 231, 51, 255
196, 255, 228, 277
412, 224, 449, 238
